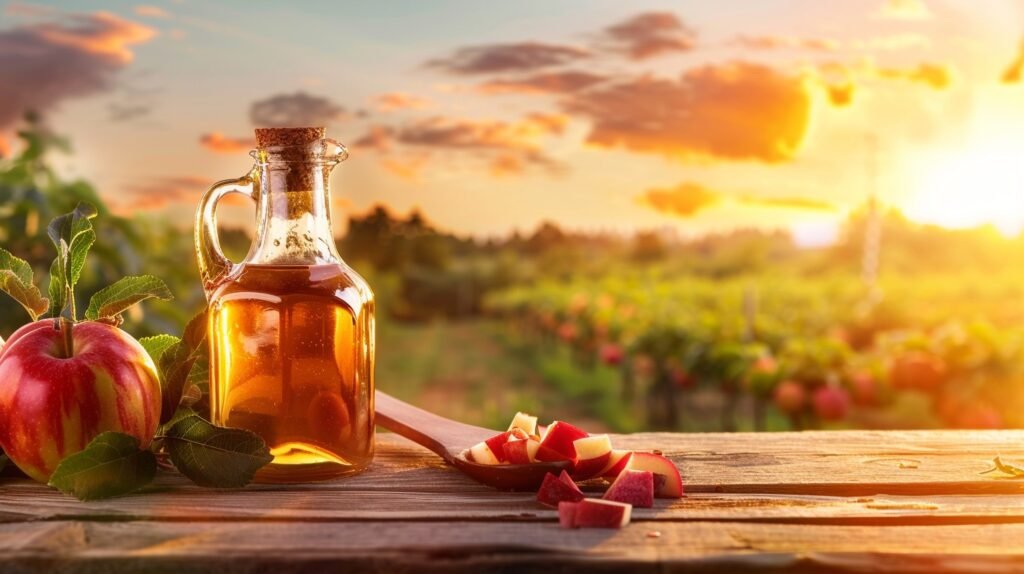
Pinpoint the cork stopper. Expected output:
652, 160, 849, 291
254, 127, 325, 148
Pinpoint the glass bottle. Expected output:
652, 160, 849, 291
195, 127, 374, 482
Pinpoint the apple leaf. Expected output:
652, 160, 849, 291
139, 334, 181, 366
46, 202, 98, 320
48, 432, 157, 500
162, 414, 272, 488
158, 310, 209, 424
84, 275, 173, 322
0, 247, 48, 321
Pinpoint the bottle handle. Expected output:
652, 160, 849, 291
194, 171, 257, 296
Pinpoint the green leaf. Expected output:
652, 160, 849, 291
163, 414, 272, 488
47, 432, 156, 500
158, 310, 209, 424
85, 275, 173, 321
139, 334, 180, 366
0, 248, 48, 321
46, 202, 97, 319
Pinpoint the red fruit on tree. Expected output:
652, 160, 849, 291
0, 321, 162, 482
849, 371, 878, 406
812, 386, 850, 421
599, 343, 624, 366
955, 404, 1003, 429
557, 323, 578, 343
890, 352, 947, 391
773, 380, 807, 414
669, 366, 694, 389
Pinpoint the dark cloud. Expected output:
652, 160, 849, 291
638, 183, 720, 218
199, 132, 256, 153
477, 71, 608, 95
877, 63, 951, 89
1002, 39, 1024, 84
426, 42, 589, 74
0, 11, 155, 130
602, 12, 696, 60
249, 92, 347, 127
564, 62, 811, 163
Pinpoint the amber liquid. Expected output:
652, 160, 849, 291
209, 264, 374, 482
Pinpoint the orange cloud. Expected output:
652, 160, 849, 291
4, 2, 58, 18
123, 175, 212, 210
565, 62, 811, 163
602, 12, 696, 60
877, 63, 951, 89
199, 132, 256, 154
854, 33, 930, 51
735, 35, 839, 51
134, 5, 170, 19
875, 0, 932, 20
381, 153, 431, 182
375, 92, 432, 112
477, 71, 607, 95
0, 11, 156, 130
638, 183, 720, 218
739, 195, 836, 211
824, 82, 855, 106
1003, 39, 1024, 84
426, 42, 589, 74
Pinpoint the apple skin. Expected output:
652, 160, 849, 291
0, 321, 162, 483
573, 498, 632, 528
601, 450, 633, 480
536, 470, 585, 507
570, 435, 613, 480
603, 469, 654, 508
558, 501, 580, 529
627, 452, 683, 498
535, 421, 589, 463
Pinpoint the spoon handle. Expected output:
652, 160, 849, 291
375, 390, 496, 463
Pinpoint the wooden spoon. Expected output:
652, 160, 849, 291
375, 390, 570, 491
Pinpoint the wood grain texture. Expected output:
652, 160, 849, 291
2, 430, 1024, 572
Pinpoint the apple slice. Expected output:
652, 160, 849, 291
536, 470, 585, 507
603, 469, 653, 508
503, 437, 541, 464
573, 499, 632, 528
508, 412, 538, 436
484, 431, 512, 463
466, 441, 500, 465
571, 435, 613, 480
558, 501, 580, 529
601, 450, 633, 479
535, 421, 589, 463
627, 452, 683, 498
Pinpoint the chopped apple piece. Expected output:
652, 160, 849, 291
574, 499, 632, 528
484, 431, 512, 463
466, 441, 500, 465
603, 469, 653, 508
571, 435, 614, 480
558, 501, 579, 529
627, 452, 683, 498
535, 421, 589, 463
507, 412, 538, 436
536, 471, 585, 507
503, 437, 541, 464
601, 450, 633, 479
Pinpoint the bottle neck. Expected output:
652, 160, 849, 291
248, 161, 342, 266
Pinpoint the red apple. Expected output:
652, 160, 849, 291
601, 450, 633, 479
484, 431, 512, 463
669, 366, 695, 389
0, 321, 162, 482
603, 469, 654, 508
599, 343, 624, 366
627, 452, 683, 498
773, 380, 806, 414
890, 352, 946, 391
536, 470, 585, 507
466, 440, 500, 465
573, 498, 632, 528
558, 501, 579, 529
535, 421, 589, 463
849, 371, 878, 406
571, 434, 613, 480
507, 412, 538, 435
812, 386, 850, 421
955, 404, 1003, 429
503, 437, 541, 464
557, 323, 577, 343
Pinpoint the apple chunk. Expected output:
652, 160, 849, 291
503, 437, 541, 464
536, 470, 585, 507
507, 412, 538, 436
535, 421, 589, 463
573, 499, 632, 528
603, 469, 653, 508
601, 450, 632, 479
627, 452, 683, 498
571, 435, 613, 480
558, 501, 579, 529
466, 441, 500, 465
484, 431, 512, 463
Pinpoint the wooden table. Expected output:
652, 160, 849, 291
2, 430, 1024, 573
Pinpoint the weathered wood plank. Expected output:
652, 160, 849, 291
3, 520, 1024, 574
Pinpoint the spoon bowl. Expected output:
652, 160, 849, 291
375, 390, 570, 491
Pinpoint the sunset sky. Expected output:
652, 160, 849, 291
2, 0, 1024, 243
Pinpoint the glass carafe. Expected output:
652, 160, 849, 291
195, 127, 374, 483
